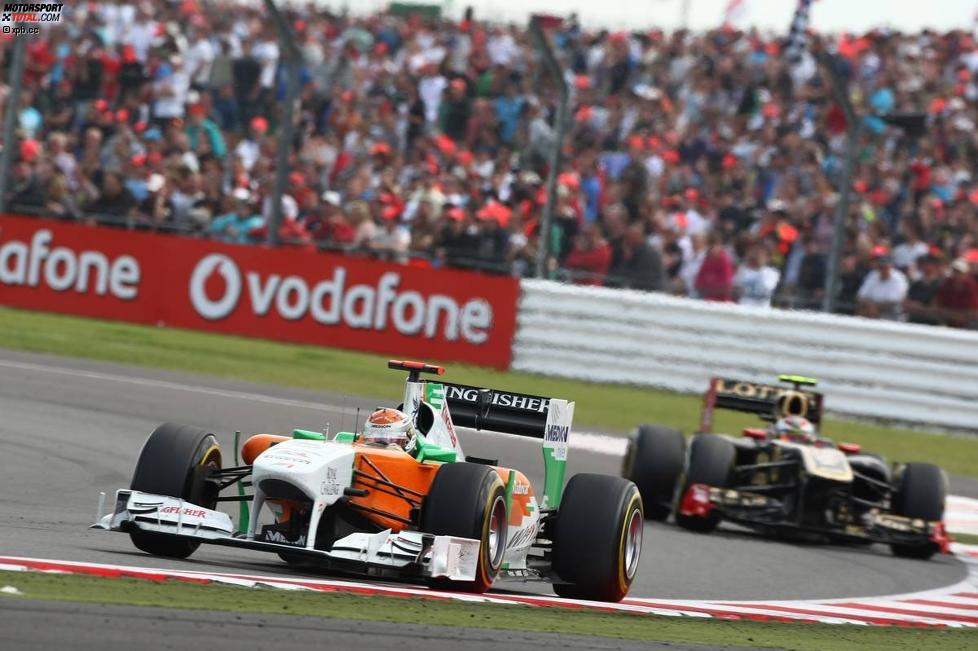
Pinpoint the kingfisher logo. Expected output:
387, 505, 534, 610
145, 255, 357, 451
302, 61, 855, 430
187, 253, 493, 343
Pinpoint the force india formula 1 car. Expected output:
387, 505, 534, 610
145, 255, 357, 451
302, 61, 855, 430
623, 375, 950, 559
95, 360, 644, 602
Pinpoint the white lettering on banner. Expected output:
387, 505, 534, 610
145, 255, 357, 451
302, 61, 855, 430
186, 254, 493, 342
189, 254, 242, 320
0, 230, 140, 300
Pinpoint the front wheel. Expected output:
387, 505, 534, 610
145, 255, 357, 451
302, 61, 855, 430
623, 425, 685, 521
552, 474, 644, 602
421, 462, 507, 593
890, 462, 946, 560
129, 422, 222, 558
674, 435, 734, 533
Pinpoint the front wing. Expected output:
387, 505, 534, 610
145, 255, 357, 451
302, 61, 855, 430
679, 483, 950, 551
93, 490, 482, 581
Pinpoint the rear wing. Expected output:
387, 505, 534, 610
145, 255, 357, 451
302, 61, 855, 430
699, 376, 824, 433
442, 382, 574, 509
387, 362, 575, 509
442, 383, 550, 436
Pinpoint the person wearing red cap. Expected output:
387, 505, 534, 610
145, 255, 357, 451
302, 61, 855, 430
233, 116, 267, 171
186, 102, 227, 159
619, 136, 649, 221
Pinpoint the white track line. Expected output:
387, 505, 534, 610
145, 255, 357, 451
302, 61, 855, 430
0, 357, 627, 456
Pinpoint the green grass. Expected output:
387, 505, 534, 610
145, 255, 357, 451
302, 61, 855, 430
2, 307, 978, 477
953, 532, 978, 545
1, 571, 974, 651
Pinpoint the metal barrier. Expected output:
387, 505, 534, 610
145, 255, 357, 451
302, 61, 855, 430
513, 280, 978, 430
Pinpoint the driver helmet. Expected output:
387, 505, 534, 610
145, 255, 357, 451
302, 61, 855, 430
773, 415, 817, 443
363, 408, 415, 449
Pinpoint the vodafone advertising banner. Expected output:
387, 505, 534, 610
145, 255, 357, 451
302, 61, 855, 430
0, 215, 519, 368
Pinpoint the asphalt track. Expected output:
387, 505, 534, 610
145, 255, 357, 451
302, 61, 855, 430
0, 348, 967, 602
0, 601, 741, 651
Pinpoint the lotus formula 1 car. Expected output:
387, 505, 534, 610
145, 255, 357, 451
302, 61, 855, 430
623, 375, 949, 559
95, 360, 644, 601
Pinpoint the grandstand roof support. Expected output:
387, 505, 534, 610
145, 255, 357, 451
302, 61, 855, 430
0, 30, 27, 215
262, 0, 302, 246
819, 52, 860, 315
529, 17, 569, 279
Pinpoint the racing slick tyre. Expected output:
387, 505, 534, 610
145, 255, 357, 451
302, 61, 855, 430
623, 425, 685, 521
674, 435, 735, 534
129, 423, 222, 559
552, 474, 644, 602
890, 462, 946, 560
421, 462, 507, 593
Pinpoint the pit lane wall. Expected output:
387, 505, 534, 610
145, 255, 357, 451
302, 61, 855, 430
0, 215, 519, 369
513, 279, 978, 430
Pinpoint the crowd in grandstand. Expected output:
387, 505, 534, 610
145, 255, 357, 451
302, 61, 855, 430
1, 1, 977, 327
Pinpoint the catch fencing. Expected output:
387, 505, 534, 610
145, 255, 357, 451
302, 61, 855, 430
512, 280, 978, 430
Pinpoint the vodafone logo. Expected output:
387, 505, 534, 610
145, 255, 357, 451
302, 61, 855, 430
189, 254, 242, 320
0, 229, 139, 299
186, 254, 493, 344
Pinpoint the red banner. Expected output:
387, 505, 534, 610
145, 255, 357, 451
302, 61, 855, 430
0, 215, 519, 368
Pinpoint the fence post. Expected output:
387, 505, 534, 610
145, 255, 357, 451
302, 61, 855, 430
0, 32, 28, 214
820, 52, 860, 314
262, 0, 302, 246
528, 17, 569, 279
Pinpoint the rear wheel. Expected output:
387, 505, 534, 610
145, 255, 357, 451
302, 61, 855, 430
623, 425, 685, 521
890, 463, 946, 560
552, 474, 644, 602
129, 422, 222, 558
674, 435, 734, 533
421, 462, 507, 593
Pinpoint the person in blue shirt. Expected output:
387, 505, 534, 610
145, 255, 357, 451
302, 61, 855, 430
494, 83, 524, 145
208, 189, 264, 244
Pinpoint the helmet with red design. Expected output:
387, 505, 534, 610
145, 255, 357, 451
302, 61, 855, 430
362, 408, 416, 449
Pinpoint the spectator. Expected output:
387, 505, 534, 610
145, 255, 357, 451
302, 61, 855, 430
610, 225, 665, 291
695, 233, 735, 302
207, 189, 263, 244
857, 255, 909, 320
795, 238, 827, 309
85, 171, 137, 221
904, 255, 946, 325
1, 6, 975, 330
734, 245, 781, 308
564, 223, 612, 285
934, 258, 978, 328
